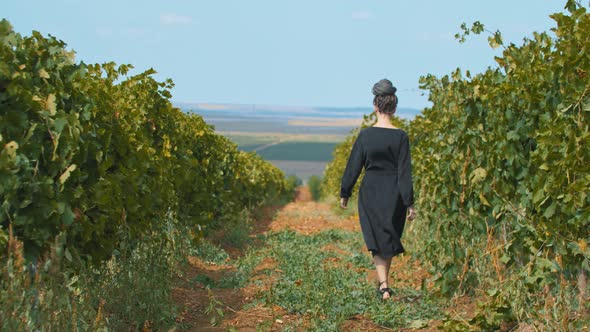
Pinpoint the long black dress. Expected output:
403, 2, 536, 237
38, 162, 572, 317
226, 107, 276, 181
340, 126, 414, 258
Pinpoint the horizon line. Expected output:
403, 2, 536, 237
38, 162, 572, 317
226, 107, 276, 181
172, 100, 425, 111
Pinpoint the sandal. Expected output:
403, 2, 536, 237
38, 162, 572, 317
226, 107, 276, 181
377, 281, 392, 301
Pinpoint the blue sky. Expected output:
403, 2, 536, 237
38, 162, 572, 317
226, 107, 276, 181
3, 1, 565, 109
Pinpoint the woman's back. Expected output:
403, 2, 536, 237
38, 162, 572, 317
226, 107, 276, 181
357, 127, 407, 173
341, 126, 413, 208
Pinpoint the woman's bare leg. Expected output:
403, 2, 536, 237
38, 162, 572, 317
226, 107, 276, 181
374, 254, 393, 299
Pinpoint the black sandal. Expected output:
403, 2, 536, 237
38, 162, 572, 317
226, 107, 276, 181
377, 281, 392, 301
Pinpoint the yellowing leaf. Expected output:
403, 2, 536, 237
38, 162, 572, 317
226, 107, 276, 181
46, 94, 57, 115
39, 68, 50, 79
4, 141, 19, 158
479, 192, 491, 207
470, 167, 487, 184
59, 164, 77, 184
473, 84, 480, 97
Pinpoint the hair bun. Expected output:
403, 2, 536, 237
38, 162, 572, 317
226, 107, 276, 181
372, 79, 397, 96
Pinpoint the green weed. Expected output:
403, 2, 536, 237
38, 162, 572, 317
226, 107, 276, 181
204, 288, 225, 326
224, 219, 253, 249
217, 228, 446, 330
219, 248, 268, 289
84, 211, 193, 330
192, 274, 217, 288
1, 211, 194, 331
0, 231, 106, 331
194, 239, 230, 265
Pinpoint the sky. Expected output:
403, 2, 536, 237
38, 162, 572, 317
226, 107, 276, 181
3, 1, 567, 110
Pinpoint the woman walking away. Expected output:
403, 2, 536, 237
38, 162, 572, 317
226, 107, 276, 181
340, 78, 416, 301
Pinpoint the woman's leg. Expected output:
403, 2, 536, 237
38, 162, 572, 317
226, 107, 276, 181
374, 254, 393, 299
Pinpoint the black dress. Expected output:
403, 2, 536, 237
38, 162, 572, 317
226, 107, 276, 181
340, 127, 414, 258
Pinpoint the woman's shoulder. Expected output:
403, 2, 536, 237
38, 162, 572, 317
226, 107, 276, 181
364, 126, 407, 135
364, 127, 409, 144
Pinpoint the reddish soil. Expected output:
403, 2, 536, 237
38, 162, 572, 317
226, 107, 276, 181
266, 187, 360, 235
171, 187, 475, 331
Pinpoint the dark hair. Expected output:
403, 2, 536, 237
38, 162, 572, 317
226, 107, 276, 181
371, 78, 398, 114
373, 94, 398, 114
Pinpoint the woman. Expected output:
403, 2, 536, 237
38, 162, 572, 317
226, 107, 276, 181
340, 78, 416, 301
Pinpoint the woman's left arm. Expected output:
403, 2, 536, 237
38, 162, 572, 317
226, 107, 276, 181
398, 132, 414, 208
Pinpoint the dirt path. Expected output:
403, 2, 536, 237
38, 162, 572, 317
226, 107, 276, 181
171, 187, 474, 331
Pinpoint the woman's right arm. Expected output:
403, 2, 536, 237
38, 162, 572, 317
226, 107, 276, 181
340, 133, 364, 203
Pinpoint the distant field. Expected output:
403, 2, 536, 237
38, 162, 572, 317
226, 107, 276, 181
287, 117, 362, 127
257, 142, 338, 161
224, 134, 276, 152
239, 144, 267, 152
268, 160, 328, 183
205, 116, 358, 135
225, 135, 275, 145
225, 133, 346, 154
221, 132, 345, 179
223, 132, 347, 143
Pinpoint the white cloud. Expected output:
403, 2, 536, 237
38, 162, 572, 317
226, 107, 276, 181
352, 10, 371, 20
160, 13, 193, 26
